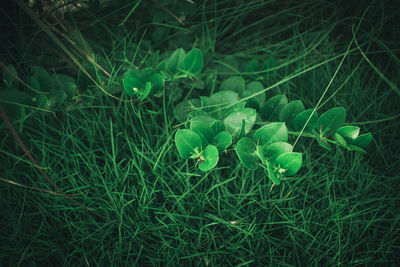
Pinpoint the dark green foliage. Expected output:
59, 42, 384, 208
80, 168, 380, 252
2, 1, 397, 266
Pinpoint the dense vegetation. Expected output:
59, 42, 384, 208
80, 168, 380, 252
1, 0, 399, 265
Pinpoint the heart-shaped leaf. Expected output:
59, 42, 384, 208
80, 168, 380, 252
215, 131, 232, 153
265, 142, 293, 163
279, 100, 305, 129
190, 120, 216, 146
175, 129, 202, 159
173, 99, 201, 123
235, 137, 259, 170
293, 109, 318, 132
166, 48, 186, 75
275, 152, 302, 176
352, 133, 372, 149
224, 108, 256, 137
220, 76, 245, 94
254, 122, 288, 146
317, 107, 346, 137
182, 48, 203, 74
199, 145, 219, 171
260, 94, 288, 121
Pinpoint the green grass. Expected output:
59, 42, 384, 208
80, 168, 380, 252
1, 0, 400, 265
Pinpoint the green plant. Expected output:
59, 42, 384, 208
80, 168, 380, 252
144, 49, 375, 185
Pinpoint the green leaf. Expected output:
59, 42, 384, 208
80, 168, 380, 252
207, 90, 239, 106
336, 126, 360, 143
191, 115, 216, 126
262, 57, 275, 81
346, 145, 367, 153
245, 59, 259, 77
254, 122, 288, 146
317, 107, 346, 137
312, 129, 331, 151
64, 82, 77, 97
215, 131, 232, 153
352, 133, 372, 149
235, 137, 259, 170
220, 76, 245, 94
238, 119, 246, 139
265, 142, 293, 163
173, 99, 201, 123
149, 73, 164, 93
257, 145, 267, 166
123, 76, 143, 97
139, 67, 155, 81
139, 81, 152, 100
206, 90, 243, 120
334, 133, 347, 146
190, 120, 216, 146
155, 59, 167, 72
224, 108, 256, 137
211, 120, 225, 134
279, 100, 305, 129
260, 94, 288, 121
165, 48, 186, 74
31, 66, 53, 93
124, 69, 141, 80
267, 164, 281, 185
293, 109, 318, 132
242, 81, 265, 109
199, 145, 219, 171
175, 129, 202, 159
182, 48, 203, 74
3, 64, 19, 88
27, 77, 41, 92
275, 152, 302, 176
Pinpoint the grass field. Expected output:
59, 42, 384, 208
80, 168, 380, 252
1, 0, 400, 265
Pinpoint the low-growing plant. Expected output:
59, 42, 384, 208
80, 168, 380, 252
1, 47, 372, 186
119, 47, 372, 185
